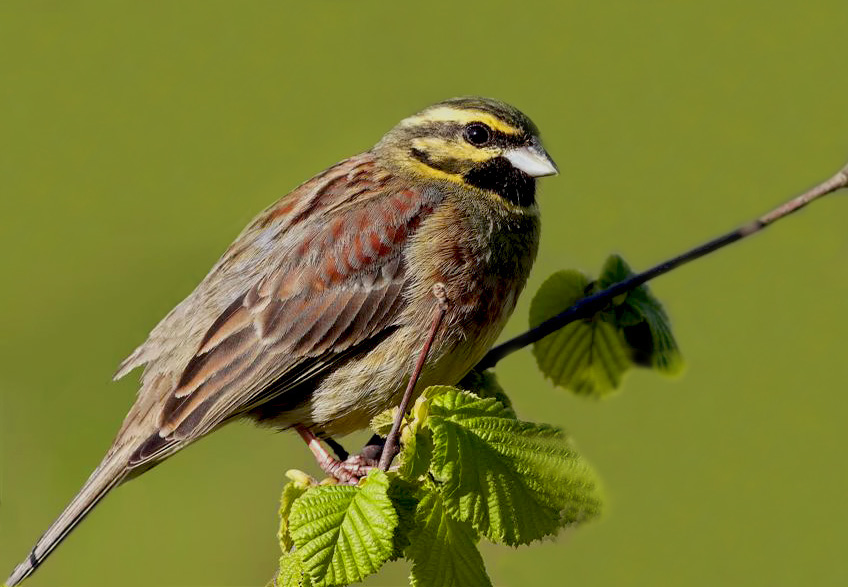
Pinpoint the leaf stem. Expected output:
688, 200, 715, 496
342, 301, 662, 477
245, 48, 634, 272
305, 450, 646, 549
379, 283, 448, 471
475, 162, 848, 371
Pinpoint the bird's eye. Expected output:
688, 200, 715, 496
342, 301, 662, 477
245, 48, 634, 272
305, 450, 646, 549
463, 123, 492, 146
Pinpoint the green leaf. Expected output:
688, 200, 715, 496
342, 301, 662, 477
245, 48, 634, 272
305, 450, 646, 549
427, 387, 601, 545
530, 259, 684, 397
598, 254, 684, 375
274, 552, 314, 587
458, 370, 516, 418
530, 270, 631, 397
407, 488, 492, 587
288, 470, 398, 587
397, 426, 433, 481
370, 407, 398, 437
279, 478, 310, 552
386, 475, 421, 560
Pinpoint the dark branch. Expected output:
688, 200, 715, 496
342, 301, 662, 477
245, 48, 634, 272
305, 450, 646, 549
475, 162, 848, 372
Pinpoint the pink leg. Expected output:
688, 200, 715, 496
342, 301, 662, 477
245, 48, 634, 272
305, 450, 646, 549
294, 425, 375, 484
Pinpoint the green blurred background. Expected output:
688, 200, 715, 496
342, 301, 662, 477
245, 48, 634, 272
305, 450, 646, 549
2, 1, 847, 585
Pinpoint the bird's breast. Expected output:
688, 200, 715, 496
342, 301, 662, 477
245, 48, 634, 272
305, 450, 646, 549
407, 197, 540, 337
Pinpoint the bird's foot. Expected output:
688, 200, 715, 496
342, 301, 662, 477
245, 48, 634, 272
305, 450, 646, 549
321, 453, 379, 485
295, 425, 379, 485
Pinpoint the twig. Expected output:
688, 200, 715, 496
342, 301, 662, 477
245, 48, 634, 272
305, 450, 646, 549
379, 283, 449, 471
475, 161, 848, 371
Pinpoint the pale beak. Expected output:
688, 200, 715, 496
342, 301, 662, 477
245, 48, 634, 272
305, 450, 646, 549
504, 144, 559, 177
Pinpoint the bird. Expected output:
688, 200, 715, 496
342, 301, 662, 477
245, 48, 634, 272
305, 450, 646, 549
6, 96, 558, 585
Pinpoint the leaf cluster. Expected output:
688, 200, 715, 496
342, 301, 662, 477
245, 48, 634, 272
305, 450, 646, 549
271, 375, 602, 587
531, 254, 683, 397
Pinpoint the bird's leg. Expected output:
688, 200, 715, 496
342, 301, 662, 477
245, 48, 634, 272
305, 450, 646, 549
323, 436, 349, 461
378, 283, 449, 471
326, 435, 383, 477
359, 434, 386, 462
294, 425, 374, 484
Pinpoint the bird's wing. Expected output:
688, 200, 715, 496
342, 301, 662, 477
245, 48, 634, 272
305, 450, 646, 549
127, 155, 439, 466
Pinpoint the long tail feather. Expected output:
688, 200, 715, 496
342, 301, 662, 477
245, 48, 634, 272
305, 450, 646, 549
5, 447, 130, 586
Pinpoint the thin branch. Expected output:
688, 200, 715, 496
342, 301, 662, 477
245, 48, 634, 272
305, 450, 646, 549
475, 161, 848, 372
379, 283, 449, 471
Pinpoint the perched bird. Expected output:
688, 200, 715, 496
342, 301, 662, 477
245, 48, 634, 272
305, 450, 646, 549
6, 96, 558, 585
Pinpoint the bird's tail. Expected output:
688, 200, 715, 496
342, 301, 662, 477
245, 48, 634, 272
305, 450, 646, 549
5, 446, 131, 586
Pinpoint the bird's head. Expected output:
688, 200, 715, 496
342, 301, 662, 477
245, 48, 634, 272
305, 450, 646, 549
375, 96, 558, 208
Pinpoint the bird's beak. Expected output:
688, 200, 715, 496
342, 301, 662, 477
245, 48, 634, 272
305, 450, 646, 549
504, 144, 559, 177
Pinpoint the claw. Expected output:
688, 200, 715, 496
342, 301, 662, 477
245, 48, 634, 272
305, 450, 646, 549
295, 425, 378, 484
323, 454, 378, 485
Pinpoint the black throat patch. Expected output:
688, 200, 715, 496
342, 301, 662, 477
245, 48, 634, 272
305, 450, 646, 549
463, 156, 536, 207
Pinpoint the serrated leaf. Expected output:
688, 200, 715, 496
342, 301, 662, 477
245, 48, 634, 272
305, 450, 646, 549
370, 407, 399, 437
279, 480, 311, 552
426, 387, 601, 545
386, 475, 421, 560
288, 470, 397, 587
274, 553, 314, 587
458, 370, 516, 418
598, 254, 684, 375
530, 270, 631, 397
398, 427, 433, 481
407, 488, 492, 587
423, 384, 459, 400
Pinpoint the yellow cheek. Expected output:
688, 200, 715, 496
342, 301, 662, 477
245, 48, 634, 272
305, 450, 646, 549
406, 158, 467, 184
411, 137, 497, 163
406, 157, 539, 217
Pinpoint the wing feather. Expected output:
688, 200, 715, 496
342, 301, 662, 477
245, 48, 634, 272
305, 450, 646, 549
127, 155, 438, 466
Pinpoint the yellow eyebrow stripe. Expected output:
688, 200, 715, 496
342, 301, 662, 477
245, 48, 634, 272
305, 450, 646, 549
402, 106, 521, 135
